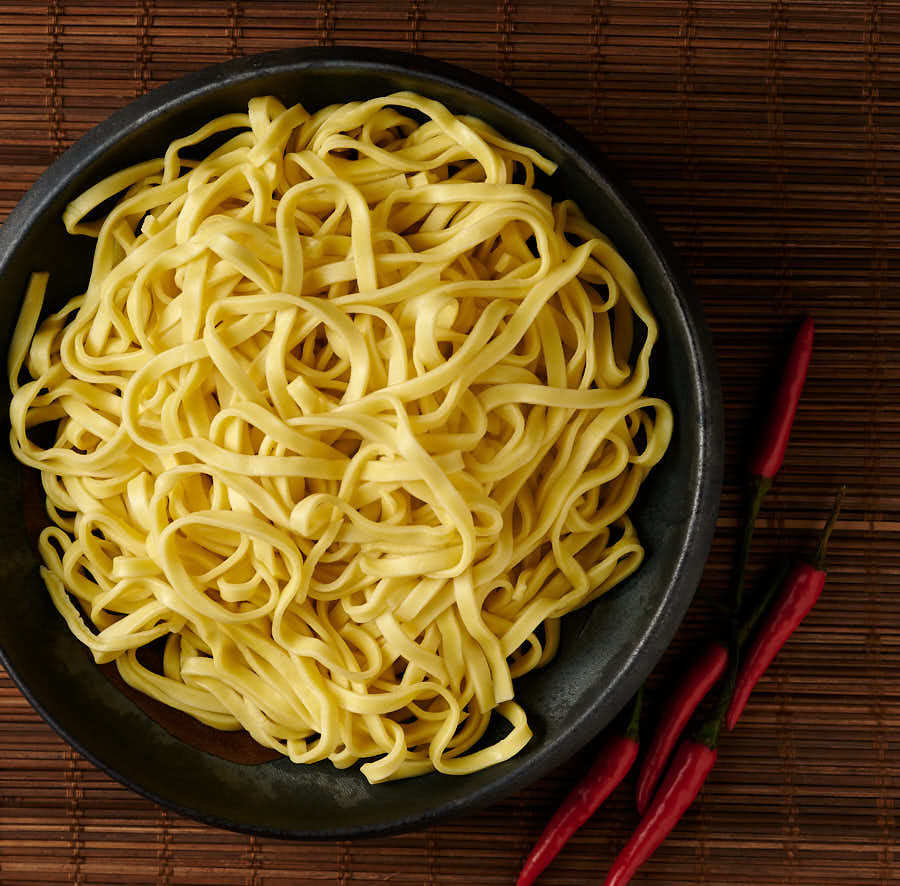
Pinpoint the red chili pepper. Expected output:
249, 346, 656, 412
733, 317, 815, 614
517, 691, 642, 886
634, 558, 789, 816
749, 316, 815, 480
634, 640, 726, 815
726, 487, 843, 731
606, 651, 739, 886
605, 739, 717, 886
602, 319, 817, 883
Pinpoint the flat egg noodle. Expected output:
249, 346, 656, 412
8, 92, 672, 782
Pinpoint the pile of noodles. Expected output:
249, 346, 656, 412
8, 92, 671, 783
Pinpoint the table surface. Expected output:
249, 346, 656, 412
1, 2, 898, 884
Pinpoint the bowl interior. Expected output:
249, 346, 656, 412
0, 48, 722, 838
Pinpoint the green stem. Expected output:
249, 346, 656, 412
733, 474, 772, 614
811, 486, 845, 571
737, 559, 790, 648
624, 686, 644, 743
693, 644, 739, 750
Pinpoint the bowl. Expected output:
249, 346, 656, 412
0, 47, 722, 838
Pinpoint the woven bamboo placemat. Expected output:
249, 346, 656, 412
1, 1, 897, 884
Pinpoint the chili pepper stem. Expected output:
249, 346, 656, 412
693, 648, 738, 750
737, 560, 789, 648
733, 475, 771, 615
812, 486, 845, 570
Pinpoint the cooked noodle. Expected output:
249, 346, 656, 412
8, 92, 672, 782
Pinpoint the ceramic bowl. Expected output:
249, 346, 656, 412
0, 48, 722, 838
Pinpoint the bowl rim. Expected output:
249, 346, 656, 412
0, 46, 723, 839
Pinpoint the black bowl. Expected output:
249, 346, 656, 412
0, 48, 722, 839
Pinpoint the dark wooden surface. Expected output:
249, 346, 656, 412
1, 2, 898, 883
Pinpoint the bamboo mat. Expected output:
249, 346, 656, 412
1, 1, 898, 884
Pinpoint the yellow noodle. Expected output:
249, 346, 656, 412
8, 92, 672, 783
